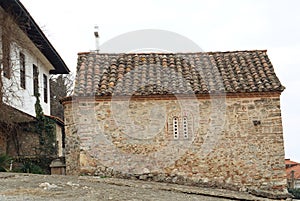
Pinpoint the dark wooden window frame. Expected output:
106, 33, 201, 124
43, 74, 48, 103
33, 64, 39, 96
20, 52, 26, 89
2, 33, 11, 78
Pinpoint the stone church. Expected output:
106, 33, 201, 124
62, 50, 287, 196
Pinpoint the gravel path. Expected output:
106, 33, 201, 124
0, 173, 286, 201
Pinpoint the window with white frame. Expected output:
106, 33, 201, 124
173, 117, 179, 139
183, 116, 188, 139
171, 115, 190, 140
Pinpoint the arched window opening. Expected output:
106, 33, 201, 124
173, 117, 179, 139
183, 116, 188, 139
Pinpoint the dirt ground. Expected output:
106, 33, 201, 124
0, 173, 291, 201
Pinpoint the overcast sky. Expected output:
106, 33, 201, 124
21, 0, 300, 161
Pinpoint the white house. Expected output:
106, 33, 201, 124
0, 0, 69, 116
0, 0, 69, 160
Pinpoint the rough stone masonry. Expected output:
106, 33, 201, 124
62, 50, 288, 198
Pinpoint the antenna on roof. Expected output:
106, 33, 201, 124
94, 25, 100, 52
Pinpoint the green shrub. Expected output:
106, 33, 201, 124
288, 188, 300, 199
0, 154, 11, 172
20, 161, 44, 174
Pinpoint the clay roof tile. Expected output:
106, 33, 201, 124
72, 50, 285, 96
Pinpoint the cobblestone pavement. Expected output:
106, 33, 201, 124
0, 173, 289, 201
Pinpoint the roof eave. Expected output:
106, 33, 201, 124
0, 0, 70, 74
61, 91, 283, 104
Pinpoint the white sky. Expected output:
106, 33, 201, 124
21, 0, 300, 161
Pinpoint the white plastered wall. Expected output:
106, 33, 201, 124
0, 7, 54, 117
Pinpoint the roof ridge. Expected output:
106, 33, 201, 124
286, 164, 300, 169
77, 49, 268, 56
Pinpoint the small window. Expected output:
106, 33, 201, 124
33, 65, 39, 96
20, 53, 26, 89
2, 33, 11, 78
173, 117, 179, 139
183, 116, 188, 139
43, 74, 48, 103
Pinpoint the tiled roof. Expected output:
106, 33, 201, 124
286, 165, 300, 179
285, 159, 299, 166
73, 50, 285, 97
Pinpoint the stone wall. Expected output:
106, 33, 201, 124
0, 123, 40, 157
55, 124, 64, 157
63, 93, 287, 194
6, 126, 40, 157
0, 127, 7, 154
0, 122, 61, 158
